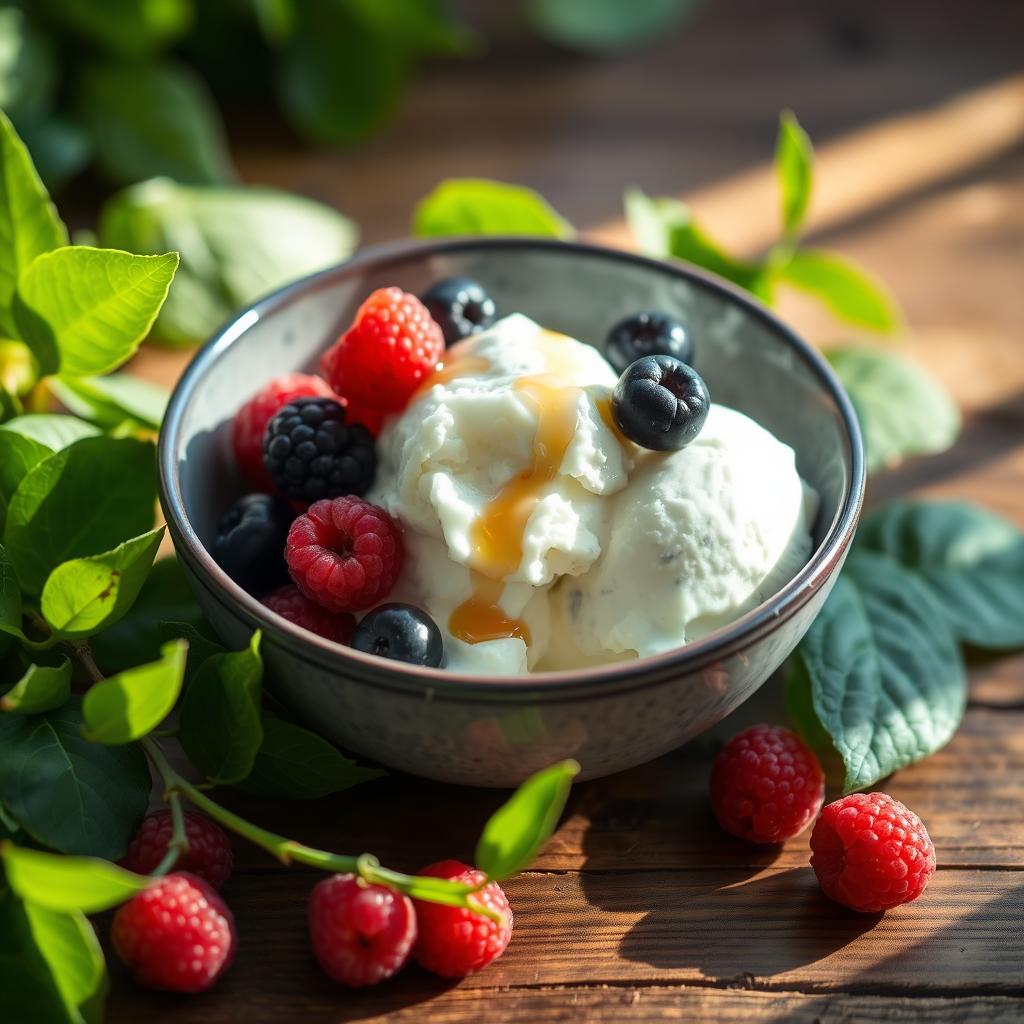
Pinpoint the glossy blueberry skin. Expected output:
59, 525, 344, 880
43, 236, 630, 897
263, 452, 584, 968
212, 493, 293, 595
420, 277, 497, 346
352, 603, 444, 668
612, 355, 710, 451
605, 311, 693, 375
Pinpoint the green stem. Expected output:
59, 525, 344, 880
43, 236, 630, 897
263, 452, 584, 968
150, 792, 188, 877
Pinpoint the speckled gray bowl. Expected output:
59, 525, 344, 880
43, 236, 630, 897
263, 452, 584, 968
158, 237, 864, 787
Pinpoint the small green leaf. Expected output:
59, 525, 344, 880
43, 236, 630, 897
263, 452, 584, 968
0, 543, 22, 639
0, 415, 100, 510
859, 500, 1024, 651
775, 110, 813, 239
0, 110, 67, 337
15, 247, 178, 378
46, 374, 168, 432
475, 760, 579, 881
529, 0, 698, 52
179, 630, 263, 784
778, 248, 901, 333
41, 0, 192, 58
413, 179, 573, 239
1, 658, 71, 714
158, 620, 223, 679
828, 345, 959, 472
2, 843, 148, 912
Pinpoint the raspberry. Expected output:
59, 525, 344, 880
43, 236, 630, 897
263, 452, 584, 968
709, 724, 825, 843
111, 872, 235, 993
308, 874, 417, 986
121, 811, 234, 889
810, 792, 936, 913
232, 373, 336, 489
262, 584, 355, 644
413, 860, 512, 978
322, 286, 444, 416
286, 497, 403, 614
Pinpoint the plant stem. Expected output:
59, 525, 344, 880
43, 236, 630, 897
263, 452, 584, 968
68, 639, 104, 685
150, 792, 188, 877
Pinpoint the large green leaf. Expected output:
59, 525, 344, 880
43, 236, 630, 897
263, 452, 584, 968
3, 435, 156, 595
775, 109, 813, 239
1, 657, 71, 714
859, 500, 1024, 650
41, 0, 192, 57
0, 542, 21, 638
46, 374, 168, 431
0, 698, 150, 857
529, 0, 697, 52
0, 416, 99, 508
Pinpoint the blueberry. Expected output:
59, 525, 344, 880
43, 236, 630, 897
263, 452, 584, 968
213, 493, 293, 595
605, 311, 693, 375
352, 603, 444, 667
420, 277, 496, 347
612, 355, 710, 451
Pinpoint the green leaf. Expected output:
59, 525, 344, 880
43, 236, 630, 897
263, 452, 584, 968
1, 658, 71, 714
236, 712, 385, 799
0, 697, 150, 857
78, 61, 233, 186
775, 110, 813, 239
41, 527, 165, 639
46, 374, 168, 431
41, 0, 192, 57
0, 8, 57, 120
475, 760, 579, 881
0, 415, 100, 508
251, 0, 294, 41
778, 248, 901, 333
3, 435, 156, 594
0, 542, 21, 638
179, 630, 263, 784
15, 247, 178, 378
2, 843, 147, 912
529, 0, 697, 52
794, 550, 966, 793
827, 345, 959, 472
414, 178, 573, 239
99, 177, 358, 347
82, 639, 186, 744
859, 500, 1024, 651
158, 619, 223, 678
0, 110, 67, 338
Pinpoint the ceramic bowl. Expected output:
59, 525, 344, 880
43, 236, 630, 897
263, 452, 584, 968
158, 237, 864, 787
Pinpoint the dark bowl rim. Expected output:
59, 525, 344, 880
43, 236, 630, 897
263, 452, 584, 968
158, 235, 865, 701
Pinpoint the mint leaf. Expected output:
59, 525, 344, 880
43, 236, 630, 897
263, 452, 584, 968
236, 712, 385, 799
179, 630, 263, 785
859, 500, 1024, 650
0, 543, 22, 639
42, 0, 191, 58
46, 374, 168, 431
475, 760, 579, 881
529, 0, 697, 52
0, 110, 67, 338
414, 179, 573, 239
1, 658, 71, 714
82, 639, 187, 744
827, 345, 959, 472
775, 110, 813, 239
15, 247, 178, 378
0, 416, 100, 508
0, 697, 150, 857
793, 550, 966, 793
2, 844, 147, 912
778, 248, 900, 333
4, 436, 156, 594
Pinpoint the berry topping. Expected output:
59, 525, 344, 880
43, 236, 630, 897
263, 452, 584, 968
308, 874, 417, 987
263, 396, 376, 503
811, 792, 936, 913
420, 277, 497, 347
709, 724, 825, 844
605, 310, 694, 374
286, 497, 403, 614
231, 373, 337, 490
262, 584, 356, 644
413, 860, 512, 978
321, 286, 444, 417
611, 354, 710, 451
213, 493, 293, 595
121, 811, 234, 889
352, 603, 444, 667
111, 873, 235, 993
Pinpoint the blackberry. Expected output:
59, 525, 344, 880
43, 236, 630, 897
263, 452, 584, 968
605, 311, 693, 374
263, 397, 375, 502
212, 493, 292, 595
420, 277, 496, 347
612, 355, 710, 451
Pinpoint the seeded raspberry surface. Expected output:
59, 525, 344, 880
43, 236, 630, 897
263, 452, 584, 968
263, 584, 356, 644
121, 811, 234, 889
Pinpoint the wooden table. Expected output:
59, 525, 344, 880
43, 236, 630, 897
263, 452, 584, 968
113, 1, 1024, 1019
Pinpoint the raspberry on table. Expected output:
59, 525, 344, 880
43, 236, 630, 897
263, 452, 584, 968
709, 723, 825, 844
262, 584, 355, 644
322, 286, 444, 417
232, 373, 337, 490
308, 874, 417, 987
286, 497, 403, 614
811, 792, 936, 913
111, 872, 235, 993
121, 811, 234, 889
413, 860, 512, 978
